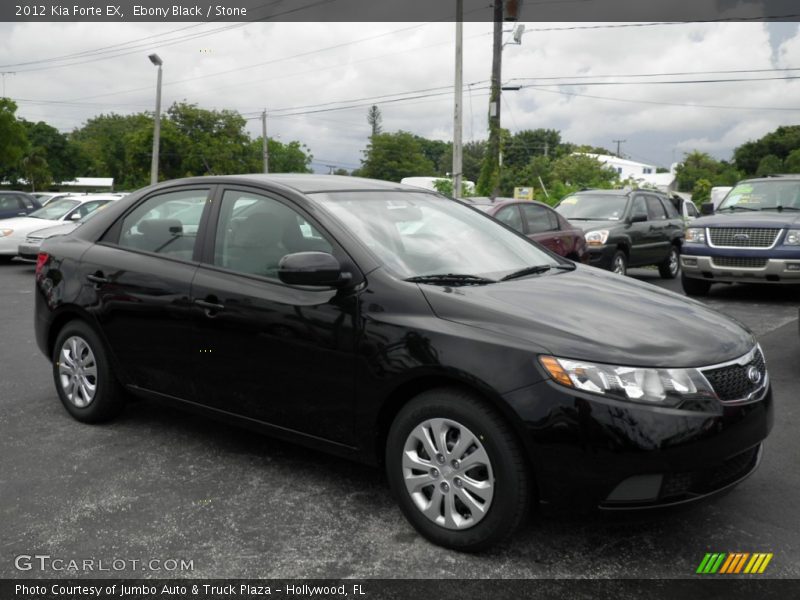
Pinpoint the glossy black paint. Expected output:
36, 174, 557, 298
34, 174, 773, 510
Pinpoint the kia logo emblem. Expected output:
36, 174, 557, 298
746, 365, 761, 384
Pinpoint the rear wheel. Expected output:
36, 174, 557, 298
658, 245, 681, 279
611, 250, 627, 276
681, 273, 711, 297
52, 320, 125, 423
386, 388, 531, 551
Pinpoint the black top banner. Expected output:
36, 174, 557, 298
2, 0, 800, 23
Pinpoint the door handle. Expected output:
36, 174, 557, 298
194, 298, 226, 312
86, 273, 109, 284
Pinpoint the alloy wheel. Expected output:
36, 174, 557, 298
58, 336, 98, 408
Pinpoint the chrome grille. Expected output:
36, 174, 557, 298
708, 228, 780, 248
711, 257, 769, 269
701, 348, 766, 403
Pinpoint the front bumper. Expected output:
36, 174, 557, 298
586, 244, 616, 270
681, 255, 800, 283
503, 378, 773, 511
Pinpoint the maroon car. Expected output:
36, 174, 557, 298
467, 197, 588, 262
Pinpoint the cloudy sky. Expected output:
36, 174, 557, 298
1, 18, 800, 173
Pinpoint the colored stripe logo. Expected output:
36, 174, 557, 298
696, 552, 773, 574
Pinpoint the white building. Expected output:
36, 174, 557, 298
575, 153, 676, 192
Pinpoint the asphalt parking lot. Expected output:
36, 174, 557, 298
1, 259, 798, 579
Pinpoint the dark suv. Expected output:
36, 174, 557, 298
681, 175, 800, 296
0, 191, 41, 220
555, 189, 684, 277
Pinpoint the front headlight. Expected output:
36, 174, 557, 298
0, 229, 14, 237
685, 227, 706, 244
539, 355, 715, 406
585, 229, 609, 246
784, 229, 800, 245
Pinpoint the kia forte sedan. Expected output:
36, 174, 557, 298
34, 175, 773, 551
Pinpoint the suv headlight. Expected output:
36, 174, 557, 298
685, 227, 706, 244
784, 229, 800, 245
539, 355, 715, 406
585, 230, 609, 246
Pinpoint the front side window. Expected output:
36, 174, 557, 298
117, 189, 209, 259
631, 196, 648, 220
213, 190, 332, 279
314, 191, 558, 280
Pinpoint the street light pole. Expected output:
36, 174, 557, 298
262, 109, 269, 174
148, 54, 163, 186
452, 0, 463, 199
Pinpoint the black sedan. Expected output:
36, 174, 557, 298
34, 175, 772, 551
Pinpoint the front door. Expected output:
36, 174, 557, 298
191, 187, 359, 445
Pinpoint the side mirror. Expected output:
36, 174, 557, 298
68, 212, 83, 221
278, 252, 349, 287
629, 213, 647, 223
700, 203, 714, 215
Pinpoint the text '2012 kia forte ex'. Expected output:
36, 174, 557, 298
34, 175, 773, 551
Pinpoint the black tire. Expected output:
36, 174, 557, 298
52, 320, 125, 423
658, 245, 681, 279
0, 255, 15, 264
611, 250, 627, 276
681, 273, 711, 297
386, 388, 532, 552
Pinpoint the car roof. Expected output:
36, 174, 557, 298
740, 175, 800, 183
189, 174, 428, 194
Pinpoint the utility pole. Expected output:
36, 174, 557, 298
148, 54, 163, 186
613, 139, 626, 158
0, 72, 15, 97
452, 0, 463, 199
268, 108, 269, 173
476, 0, 504, 198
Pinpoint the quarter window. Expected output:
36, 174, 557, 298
213, 190, 332, 279
117, 189, 209, 260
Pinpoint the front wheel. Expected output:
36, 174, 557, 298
611, 250, 627, 276
681, 273, 711, 297
52, 320, 125, 423
386, 388, 532, 552
658, 245, 681, 279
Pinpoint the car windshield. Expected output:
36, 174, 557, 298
719, 180, 800, 211
314, 191, 559, 280
556, 194, 628, 220
27, 198, 80, 220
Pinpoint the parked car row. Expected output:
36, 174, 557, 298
0, 193, 123, 262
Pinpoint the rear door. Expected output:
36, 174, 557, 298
190, 186, 360, 445
519, 202, 563, 255
626, 194, 652, 266
79, 186, 213, 400
645, 194, 672, 262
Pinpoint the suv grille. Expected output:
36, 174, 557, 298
711, 257, 769, 269
708, 227, 780, 248
702, 348, 766, 402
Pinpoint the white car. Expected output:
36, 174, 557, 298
0, 195, 119, 261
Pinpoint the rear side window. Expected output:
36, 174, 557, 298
0, 196, 18, 211
520, 203, 558, 234
117, 189, 209, 260
646, 196, 667, 220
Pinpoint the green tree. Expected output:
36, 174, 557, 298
413, 136, 450, 175
548, 153, 618, 192
21, 120, 83, 183
755, 154, 784, 177
432, 178, 474, 198
359, 131, 435, 181
21, 147, 51, 191
504, 129, 561, 170
785, 148, 800, 173
0, 99, 28, 180
692, 178, 712, 204
733, 125, 800, 175
367, 105, 382, 137
675, 151, 740, 193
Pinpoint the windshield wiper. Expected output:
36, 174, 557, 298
405, 273, 497, 286
718, 205, 758, 212
761, 205, 800, 211
501, 263, 575, 281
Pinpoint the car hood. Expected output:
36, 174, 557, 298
568, 219, 622, 232
0, 217, 61, 238
693, 211, 800, 228
419, 265, 755, 368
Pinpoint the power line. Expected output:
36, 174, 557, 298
510, 66, 800, 82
